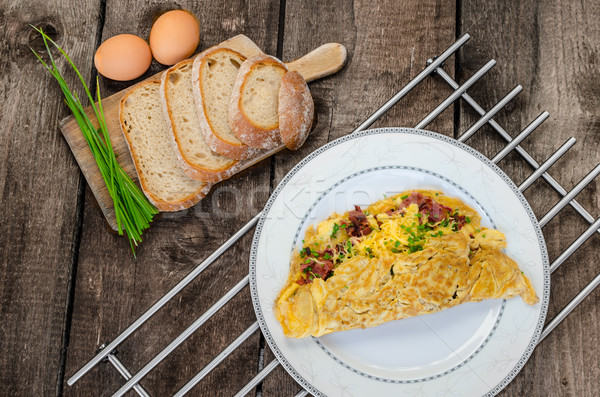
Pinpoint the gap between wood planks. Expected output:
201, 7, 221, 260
453, 0, 462, 141
57, 0, 285, 395
57, 0, 107, 395
260, 1, 287, 395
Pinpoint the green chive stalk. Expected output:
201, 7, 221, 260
31, 27, 158, 255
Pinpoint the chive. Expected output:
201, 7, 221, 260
395, 240, 400, 247
465, 216, 471, 223
331, 223, 340, 238
401, 195, 408, 199
31, 27, 157, 256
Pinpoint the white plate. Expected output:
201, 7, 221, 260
250, 128, 550, 396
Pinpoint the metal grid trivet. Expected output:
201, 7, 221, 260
67, 34, 600, 397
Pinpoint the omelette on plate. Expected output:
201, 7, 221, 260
275, 190, 538, 338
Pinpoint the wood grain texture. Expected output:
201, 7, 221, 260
63, 1, 280, 396
1, 1, 598, 396
263, 0, 456, 395
459, 1, 600, 396
59, 34, 345, 230
0, 0, 100, 395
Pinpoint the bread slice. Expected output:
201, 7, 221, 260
161, 59, 241, 183
229, 55, 287, 149
278, 71, 314, 150
192, 47, 261, 160
119, 80, 211, 211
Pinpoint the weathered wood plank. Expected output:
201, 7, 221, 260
63, 1, 280, 396
262, 0, 456, 394
0, 0, 101, 395
459, 1, 600, 396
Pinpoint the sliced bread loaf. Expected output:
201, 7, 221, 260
120, 80, 211, 211
229, 55, 287, 149
161, 59, 241, 183
192, 47, 261, 160
278, 71, 314, 150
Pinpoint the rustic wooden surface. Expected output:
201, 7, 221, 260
0, 1, 598, 396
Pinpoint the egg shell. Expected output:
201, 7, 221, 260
149, 10, 200, 65
94, 34, 152, 81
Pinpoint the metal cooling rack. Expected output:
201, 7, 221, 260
67, 33, 600, 397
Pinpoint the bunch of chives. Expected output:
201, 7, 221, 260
31, 27, 158, 256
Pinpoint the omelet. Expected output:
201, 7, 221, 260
275, 190, 538, 338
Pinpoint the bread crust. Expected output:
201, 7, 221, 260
192, 47, 261, 160
119, 79, 212, 212
278, 71, 314, 150
229, 55, 287, 149
160, 59, 244, 183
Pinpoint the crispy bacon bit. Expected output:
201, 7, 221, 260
297, 247, 337, 284
347, 205, 373, 236
300, 260, 313, 272
312, 260, 334, 279
453, 214, 466, 229
397, 191, 466, 229
304, 247, 312, 257
399, 191, 425, 208
419, 199, 453, 224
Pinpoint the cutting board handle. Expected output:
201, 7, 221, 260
285, 43, 347, 83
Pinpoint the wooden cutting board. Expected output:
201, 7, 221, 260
59, 35, 347, 231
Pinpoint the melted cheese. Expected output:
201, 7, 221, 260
275, 190, 539, 338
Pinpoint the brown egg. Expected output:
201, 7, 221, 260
149, 10, 200, 65
94, 34, 152, 81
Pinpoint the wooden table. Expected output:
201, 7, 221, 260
1, 1, 599, 395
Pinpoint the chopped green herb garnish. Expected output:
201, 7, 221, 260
401, 195, 409, 199
331, 223, 340, 238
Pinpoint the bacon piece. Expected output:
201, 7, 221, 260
420, 200, 453, 224
347, 205, 373, 236
398, 192, 460, 226
453, 214, 467, 229
312, 260, 334, 279
398, 192, 425, 209
300, 259, 313, 272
